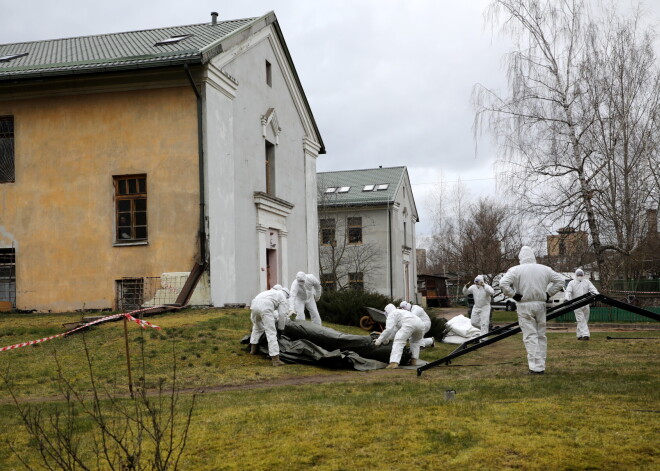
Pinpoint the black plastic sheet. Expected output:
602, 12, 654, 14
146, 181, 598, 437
242, 320, 411, 370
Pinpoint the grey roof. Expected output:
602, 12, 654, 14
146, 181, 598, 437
0, 17, 257, 80
317, 166, 407, 207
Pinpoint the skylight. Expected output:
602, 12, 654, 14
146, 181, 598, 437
337, 186, 350, 193
154, 34, 193, 46
362, 184, 375, 192
325, 187, 338, 193
376, 184, 389, 191
0, 52, 28, 63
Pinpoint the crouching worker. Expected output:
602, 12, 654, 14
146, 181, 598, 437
374, 303, 424, 369
249, 285, 290, 366
400, 301, 434, 348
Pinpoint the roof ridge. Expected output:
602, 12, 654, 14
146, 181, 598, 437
318, 166, 406, 175
0, 18, 257, 48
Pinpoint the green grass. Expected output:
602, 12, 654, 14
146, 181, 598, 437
0, 309, 658, 470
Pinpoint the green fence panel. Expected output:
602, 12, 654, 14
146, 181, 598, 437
555, 306, 660, 323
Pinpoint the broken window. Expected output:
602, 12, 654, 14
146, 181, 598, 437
114, 175, 147, 243
0, 248, 16, 308
347, 217, 363, 244
349, 272, 364, 291
0, 116, 15, 183
320, 218, 336, 246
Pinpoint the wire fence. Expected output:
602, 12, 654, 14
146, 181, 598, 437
116, 274, 189, 311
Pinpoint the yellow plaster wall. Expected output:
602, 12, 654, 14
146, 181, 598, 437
0, 86, 200, 311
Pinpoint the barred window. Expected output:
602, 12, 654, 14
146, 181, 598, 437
0, 116, 15, 183
321, 274, 336, 292
0, 248, 16, 308
320, 218, 336, 246
347, 217, 362, 244
114, 175, 147, 243
348, 272, 364, 291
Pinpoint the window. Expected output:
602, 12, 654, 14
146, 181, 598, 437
362, 184, 375, 192
0, 116, 14, 183
349, 272, 364, 291
325, 187, 337, 194
404, 221, 407, 246
321, 274, 336, 292
154, 34, 193, 46
0, 248, 16, 308
265, 140, 275, 195
376, 184, 389, 191
347, 217, 362, 244
266, 60, 272, 86
0, 52, 28, 62
337, 186, 350, 193
320, 218, 336, 246
116, 278, 145, 310
114, 175, 147, 243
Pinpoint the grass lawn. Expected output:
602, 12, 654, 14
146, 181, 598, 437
0, 308, 658, 470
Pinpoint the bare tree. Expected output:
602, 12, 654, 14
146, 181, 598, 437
474, 0, 660, 289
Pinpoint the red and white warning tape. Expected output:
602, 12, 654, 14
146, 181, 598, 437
0, 306, 163, 352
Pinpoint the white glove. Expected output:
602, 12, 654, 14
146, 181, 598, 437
382, 339, 390, 345
374, 339, 382, 347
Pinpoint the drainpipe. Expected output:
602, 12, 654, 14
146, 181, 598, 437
184, 64, 207, 264
388, 200, 393, 299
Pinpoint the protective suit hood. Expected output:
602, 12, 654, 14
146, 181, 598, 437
296, 271, 306, 283
575, 268, 584, 277
518, 246, 537, 265
384, 304, 395, 317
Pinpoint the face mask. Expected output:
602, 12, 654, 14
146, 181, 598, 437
577, 276, 583, 280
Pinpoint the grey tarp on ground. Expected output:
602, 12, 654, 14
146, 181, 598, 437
241, 320, 412, 370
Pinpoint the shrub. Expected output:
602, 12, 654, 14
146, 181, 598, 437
316, 290, 400, 326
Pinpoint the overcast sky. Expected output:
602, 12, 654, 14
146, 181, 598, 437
2, 1, 658, 237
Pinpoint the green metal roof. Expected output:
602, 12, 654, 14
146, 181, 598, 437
317, 166, 407, 207
0, 17, 258, 80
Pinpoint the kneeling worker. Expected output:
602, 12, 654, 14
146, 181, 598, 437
374, 303, 425, 369
249, 285, 290, 366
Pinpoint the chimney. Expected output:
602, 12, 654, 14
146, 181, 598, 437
211, 12, 218, 25
648, 208, 658, 234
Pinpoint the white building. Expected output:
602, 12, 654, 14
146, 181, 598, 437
317, 167, 418, 301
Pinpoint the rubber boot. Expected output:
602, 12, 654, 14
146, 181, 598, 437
249, 344, 259, 355
386, 362, 399, 369
271, 355, 285, 366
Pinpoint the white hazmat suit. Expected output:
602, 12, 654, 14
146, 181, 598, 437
289, 272, 323, 325
375, 303, 424, 367
565, 269, 599, 340
500, 246, 565, 373
401, 302, 434, 348
462, 275, 495, 336
249, 286, 289, 359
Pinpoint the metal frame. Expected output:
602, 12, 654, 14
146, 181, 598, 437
417, 293, 660, 376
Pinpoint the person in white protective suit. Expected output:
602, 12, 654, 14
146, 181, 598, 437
565, 269, 599, 341
500, 246, 565, 374
289, 272, 323, 325
249, 284, 290, 366
400, 301, 434, 348
462, 275, 495, 337
374, 303, 425, 369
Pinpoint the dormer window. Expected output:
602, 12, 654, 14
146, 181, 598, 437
0, 52, 28, 63
154, 34, 193, 46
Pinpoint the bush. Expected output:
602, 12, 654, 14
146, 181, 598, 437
316, 290, 400, 326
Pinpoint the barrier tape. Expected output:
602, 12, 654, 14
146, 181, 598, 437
0, 306, 164, 352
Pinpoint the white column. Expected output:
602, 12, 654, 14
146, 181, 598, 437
279, 230, 289, 289
303, 138, 321, 276
257, 225, 268, 292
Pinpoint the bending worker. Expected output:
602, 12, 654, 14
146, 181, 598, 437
500, 246, 564, 375
249, 284, 290, 367
565, 268, 599, 341
400, 301, 434, 348
374, 303, 424, 369
463, 275, 495, 336
289, 271, 323, 325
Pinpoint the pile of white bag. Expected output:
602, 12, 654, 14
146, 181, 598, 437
442, 315, 481, 344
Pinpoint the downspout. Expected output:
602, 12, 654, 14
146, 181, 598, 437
388, 200, 393, 299
184, 64, 207, 264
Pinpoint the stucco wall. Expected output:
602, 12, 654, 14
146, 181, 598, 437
0, 87, 199, 311
206, 27, 318, 306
